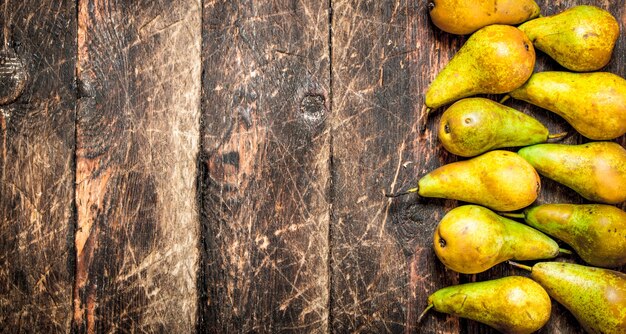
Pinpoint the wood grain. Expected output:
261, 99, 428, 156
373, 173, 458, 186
0, 1, 76, 332
74, 0, 201, 332
330, 1, 462, 333
198, 1, 331, 332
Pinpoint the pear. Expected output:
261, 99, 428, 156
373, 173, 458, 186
439, 98, 565, 157
507, 71, 626, 140
387, 150, 540, 211
511, 262, 626, 334
419, 276, 551, 334
425, 25, 535, 111
519, 5, 619, 72
506, 204, 626, 268
518, 142, 626, 204
434, 205, 560, 274
428, 0, 540, 35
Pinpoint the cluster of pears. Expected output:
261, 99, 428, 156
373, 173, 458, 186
387, 1, 626, 333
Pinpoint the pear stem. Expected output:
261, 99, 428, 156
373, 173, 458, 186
499, 95, 511, 104
385, 187, 419, 198
559, 248, 573, 255
547, 132, 568, 141
417, 304, 434, 324
421, 106, 432, 133
508, 261, 532, 272
499, 212, 525, 219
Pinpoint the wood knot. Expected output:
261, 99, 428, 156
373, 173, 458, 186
300, 94, 326, 124
0, 48, 28, 105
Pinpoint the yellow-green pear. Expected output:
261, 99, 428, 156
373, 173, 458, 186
511, 262, 626, 334
439, 98, 564, 157
506, 204, 626, 268
428, 0, 540, 35
507, 71, 626, 140
519, 5, 619, 72
419, 276, 551, 334
425, 25, 535, 111
434, 205, 560, 274
518, 142, 626, 204
387, 151, 540, 211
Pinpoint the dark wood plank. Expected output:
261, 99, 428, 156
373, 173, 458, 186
330, 1, 462, 333
74, 1, 201, 332
199, 1, 331, 332
0, 1, 76, 332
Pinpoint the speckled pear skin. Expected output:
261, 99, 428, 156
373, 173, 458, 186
518, 142, 626, 204
439, 98, 549, 157
419, 151, 540, 211
434, 205, 559, 274
428, 276, 552, 334
524, 204, 626, 268
428, 276, 551, 334
425, 25, 535, 109
428, 0, 540, 35
509, 71, 626, 140
530, 262, 626, 334
519, 5, 619, 72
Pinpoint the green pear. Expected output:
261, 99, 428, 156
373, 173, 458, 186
387, 150, 540, 211
434, 205, 560, 274
519, 5, 619, 72
428, 0, 540, 35
425, 25, 535, 110
438, 98, 565, 157
419, 276, 551, 334
518, 142, 626, 204
507, 71, 626, 140
511, 262, 626, 334
506, 204, 626, 268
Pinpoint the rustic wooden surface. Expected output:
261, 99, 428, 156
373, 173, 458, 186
74, 0, 200, 332
0, 1, 76, 332
1, 0, 625, 333
199, 1, 330, 332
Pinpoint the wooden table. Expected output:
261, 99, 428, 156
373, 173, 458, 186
1, 1, 624, 333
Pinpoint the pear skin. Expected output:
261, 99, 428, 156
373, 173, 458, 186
425, 25, 535, 110
434, 205, 559, 274
508, 71, 626, 140
439, 98, 551, 157
522, 204, 626, 268
521, 262, 626, 334
423, 276, 551, 334
519, 5, 619, 72
418, 151, 540, 211
518, 142, 626, 204
428, 0, 540, 35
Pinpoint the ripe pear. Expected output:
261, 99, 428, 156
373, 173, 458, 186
439, 98, 565, 157
434, 205, 560, 274
507, 71, 626, 140
507, 204, 626, 268
519, 5, 619, 72
387, 151, 540, 211
511, 262, 626, 334
425, 25, 535, 110
419, 276, 551, 334
428, 0, 540, 35
518, 142, 626, 204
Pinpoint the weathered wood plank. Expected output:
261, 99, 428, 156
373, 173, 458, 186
198, 1, 331, 332
74, 0, 201, 332
0, 1, 76, 332
330, 1, 461, 333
